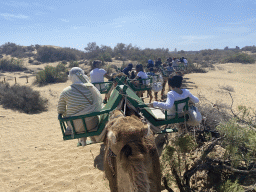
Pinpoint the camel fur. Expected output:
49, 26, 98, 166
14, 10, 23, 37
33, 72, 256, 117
104, 110, 161, 192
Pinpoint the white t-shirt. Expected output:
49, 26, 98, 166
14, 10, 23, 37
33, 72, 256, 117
153, 89, 199, 115
137, 71, 149, 85
183, 59, 188, 64
90, 68, 107, 90
90, 68, 107, 83
137, 71, 148, 79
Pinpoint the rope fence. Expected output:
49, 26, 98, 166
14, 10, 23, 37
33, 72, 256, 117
1, 76, 30, 84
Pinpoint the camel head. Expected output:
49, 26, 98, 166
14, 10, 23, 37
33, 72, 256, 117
106, 111, 150, 160
105, 110, 154, 192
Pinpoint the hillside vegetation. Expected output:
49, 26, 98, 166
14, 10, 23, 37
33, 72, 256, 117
1, 42, 255, 69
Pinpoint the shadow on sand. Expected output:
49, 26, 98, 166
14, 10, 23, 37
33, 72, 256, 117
94, 144, 105, 171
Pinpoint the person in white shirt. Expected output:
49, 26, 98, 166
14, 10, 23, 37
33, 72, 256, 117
172, 58, 179, 69
183, 58, 188, 70
150, 75, 199, 117
133, 64, 152, 100
89, 60, 112, 102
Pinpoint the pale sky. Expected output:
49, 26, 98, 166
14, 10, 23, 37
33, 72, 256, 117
0, 0, 255, 51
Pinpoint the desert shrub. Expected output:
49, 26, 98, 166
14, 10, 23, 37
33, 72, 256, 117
219, 180, 244, 192
62, 60, 68, 65
1, 42, 20, 55
161, 134, 198, 191
217, 118, 256, 167
0, 58, 27, 71
36, 46, 83, 62
0, 42, 35, 58
237, 105, 256, 125
0, 83, 47, 113
242, 45, 256, 53
219, 85, 235, 92
28, 59, 34, 63
35, 44, 41, 50
98, 52, 112, 62
35, 63, 67, 85
185, 63, 207, 73
84, 42, 114, 62
68, 60, 79, 68
33, 61, 41, 65
221, 53, 255, 64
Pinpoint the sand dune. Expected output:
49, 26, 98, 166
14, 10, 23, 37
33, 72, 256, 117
0, 61, 255, 191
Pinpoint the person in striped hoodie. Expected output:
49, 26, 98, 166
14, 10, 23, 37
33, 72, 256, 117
58, 67, 104, 146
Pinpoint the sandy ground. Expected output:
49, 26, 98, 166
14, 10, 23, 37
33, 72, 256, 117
185, 63, 256, 112
0, 61, 256, 192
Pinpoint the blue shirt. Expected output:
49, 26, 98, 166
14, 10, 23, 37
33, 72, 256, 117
122, 67, 132, 76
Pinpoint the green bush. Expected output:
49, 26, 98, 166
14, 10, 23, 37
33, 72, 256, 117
62, 60, 68, 65
217, 118, 256, 167
35, 63, 68, 85
221, 53, 255, 64
68, 60, 79, 68
241, 45, 256, 53
98, 52, 112, 62
0, 83, 48, 114
36, 46, 84, 62
219, 180, 244, 192
0, 42, 35, 58
0, 58, 27, 71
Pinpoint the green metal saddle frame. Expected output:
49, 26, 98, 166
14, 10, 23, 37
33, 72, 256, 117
58, 85, 124, 140
58, 82, 190, 141
92, 81, 113, 94
121, 86, 189, 133
126, 78, 152, 92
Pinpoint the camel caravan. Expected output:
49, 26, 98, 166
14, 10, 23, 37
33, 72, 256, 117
58, 58, 201, 191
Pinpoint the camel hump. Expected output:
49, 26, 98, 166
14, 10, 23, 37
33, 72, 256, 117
112, 116, 147, 137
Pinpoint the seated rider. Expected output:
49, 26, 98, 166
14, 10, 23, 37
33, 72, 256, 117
58, 67, 105, 146
155, 58, 162, 68
147, 59, 154, 69
147, 67, 163, 102
130, 71, 136, 79
150, 75, 199, 117
90, 60, 112, 102
166, 62, 174, 72
122, 63, 133, 76
183, 58, 188, 69
146, 67, 155, 76
135, 64, 149, 85
134, 64, 152, 101
172, 58, 179, 67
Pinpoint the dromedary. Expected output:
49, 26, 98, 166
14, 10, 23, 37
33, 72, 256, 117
104, 110, 161, 192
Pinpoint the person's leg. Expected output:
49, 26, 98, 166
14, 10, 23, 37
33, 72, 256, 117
148, 90, 153, 103
154, 92, 158, 101
161, 79, 167, 100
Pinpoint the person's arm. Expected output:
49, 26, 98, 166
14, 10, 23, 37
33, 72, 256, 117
152, 92, 174, 110
99, 69, 112, 80
57, 92, 67, 116
188, 91, 199, 104
104, 73, 112, 80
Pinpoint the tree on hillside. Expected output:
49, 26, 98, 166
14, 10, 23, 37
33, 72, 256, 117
84, 42, 113, 61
